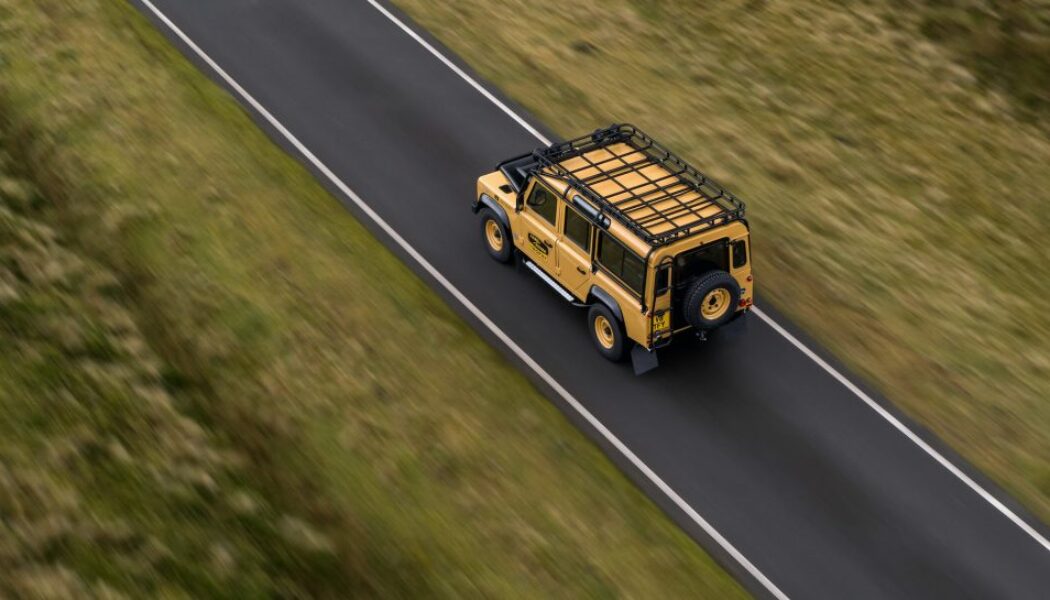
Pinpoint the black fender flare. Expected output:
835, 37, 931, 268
474, 194, 510, 230
588, 285, 623, 323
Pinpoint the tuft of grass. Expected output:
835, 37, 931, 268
0, 0, 745, 596
391, 0, 1050, 522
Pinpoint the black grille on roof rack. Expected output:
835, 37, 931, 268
502, 124, 746, 247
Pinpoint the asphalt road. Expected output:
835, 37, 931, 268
133, 1, 1050, 597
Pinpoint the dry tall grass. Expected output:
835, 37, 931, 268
393, 0, 1050, 522
0, 0, 746, 595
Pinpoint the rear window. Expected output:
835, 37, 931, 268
597, 232, 645, 294
675, 241, 728, 282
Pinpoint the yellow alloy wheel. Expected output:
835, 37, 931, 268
700, 288, 731, 320
594, 315, 616, 350
484, 219, 504, 253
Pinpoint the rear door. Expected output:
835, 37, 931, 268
517, 179, 560, 272
672, 239, 728, 304
556, 200, 593, 299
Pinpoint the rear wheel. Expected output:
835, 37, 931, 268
682, 270, 741, 330
479, 208, 512, 263
588, 304, 627, 362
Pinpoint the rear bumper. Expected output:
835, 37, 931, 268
648, 308, 749, 349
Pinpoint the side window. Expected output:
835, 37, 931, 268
654, 266, 671, 296
526, 183, 558, 226
563, 204, 592, 251
597, 232, 645, 294
732, 239, 748, 269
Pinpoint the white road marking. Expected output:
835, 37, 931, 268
752, 310, 1050, 553
135, 0, 791, 597
364, 0, 1050, 557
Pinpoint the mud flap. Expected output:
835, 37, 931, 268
631, 345, 659, 376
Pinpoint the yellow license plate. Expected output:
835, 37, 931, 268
653, 312, 671, 331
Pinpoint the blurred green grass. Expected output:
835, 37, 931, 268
909, 0, 1050, 123
0, 0, 746, 596
391, 0, 1050, 522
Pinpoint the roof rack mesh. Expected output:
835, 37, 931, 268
527, 124, 745, 246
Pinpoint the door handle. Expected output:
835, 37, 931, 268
576, 266, 588, 275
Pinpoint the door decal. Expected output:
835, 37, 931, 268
527, 232, 550, 256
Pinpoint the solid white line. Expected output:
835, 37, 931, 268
362, 0, 1050, 557
134, 0, 791, 597
363, 1, 551, 146
751, 308, 1050, 553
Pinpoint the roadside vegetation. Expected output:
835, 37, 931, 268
392, 0, 1050, 523
909, 0, 1050, 124
0, 0, 746, 596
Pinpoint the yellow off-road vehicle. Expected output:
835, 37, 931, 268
473, 124, 752, 373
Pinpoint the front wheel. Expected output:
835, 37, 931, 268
478, 208, 512, 263
588, 304, 627, 362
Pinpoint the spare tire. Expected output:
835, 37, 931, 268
682, 270, 741, 330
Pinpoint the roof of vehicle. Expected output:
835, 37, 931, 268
498, 124, 746, 248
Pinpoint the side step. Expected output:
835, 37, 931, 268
522, 259, 577, 303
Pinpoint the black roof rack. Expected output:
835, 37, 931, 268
502, 124, 745, 247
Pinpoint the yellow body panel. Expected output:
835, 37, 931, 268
476, 141, 752, 351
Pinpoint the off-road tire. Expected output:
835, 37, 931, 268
682, 270, 741, 331
588, 303, 627, 362
479, 208, 512, 263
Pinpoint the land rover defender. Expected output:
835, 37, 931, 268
473, 124, 752, 373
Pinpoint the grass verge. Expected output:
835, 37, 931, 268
0, 0, 746, 596
391, 0, 1050, 523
